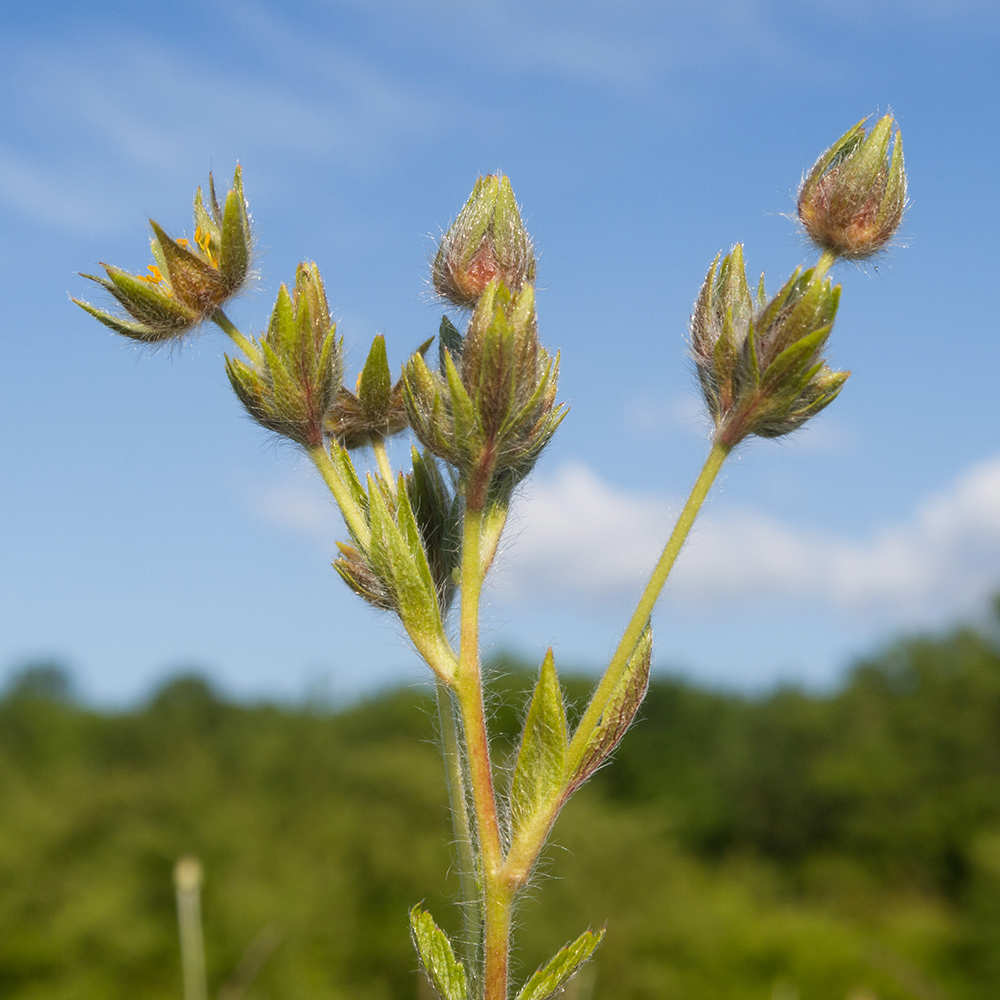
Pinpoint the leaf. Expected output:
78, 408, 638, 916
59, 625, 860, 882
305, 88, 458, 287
515, 927, 605, 1000
409, 906, 468, 1000
510, 650, 568, 834
569, 624, 652, 792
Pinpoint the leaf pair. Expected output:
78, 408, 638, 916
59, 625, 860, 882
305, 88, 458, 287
410, 906, 602, 1000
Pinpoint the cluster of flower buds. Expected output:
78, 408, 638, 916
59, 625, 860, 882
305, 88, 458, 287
404, 282, 565, 510
329, 445, 459, 680
226, 262, 343, 448
433, 174, 536, 308
691, 245, 848, 447
73, 167, 252, 342
798, 113, 906, 261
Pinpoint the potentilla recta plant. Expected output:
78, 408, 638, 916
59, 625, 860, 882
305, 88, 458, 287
74, 115, 906, 1000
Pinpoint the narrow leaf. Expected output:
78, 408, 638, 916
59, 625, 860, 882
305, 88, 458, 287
570, 625, 651, 791
515, 927, 605, 1000
409, 906, 468, 1000
510, 650, 569, 834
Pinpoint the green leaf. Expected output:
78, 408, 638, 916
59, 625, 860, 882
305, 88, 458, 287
510, 650, 569, 834
515, 927, 605, 1000
409, 906, 468, 1000
570, 624, 652, 791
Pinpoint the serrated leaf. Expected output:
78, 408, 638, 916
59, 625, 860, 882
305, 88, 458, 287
510, 650, 568, 834
409, 906, 468, 1000
570, 624, 651, 791
515, 927, 605, 1000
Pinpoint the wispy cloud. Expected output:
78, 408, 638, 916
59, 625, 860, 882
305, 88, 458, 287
496, 456, 1000, 625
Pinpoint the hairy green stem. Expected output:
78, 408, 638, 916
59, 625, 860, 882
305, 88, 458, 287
567, 440, 731, 773
306, 445, 371, 549
455, 504, 509, 1000
211, 309, 263, 365
371, 437, 396, 491
436, 680, 481, 971
813, 249, 837, 282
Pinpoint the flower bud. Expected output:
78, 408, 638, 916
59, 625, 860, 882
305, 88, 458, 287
797, 114, 906, 260
226, 262, 343, 448
325, 334, 431, 449
74, 166, 253, 342
692, 246, 849, 447
403, 283, 565, 509
432, 174, 536, 308
333, 464, 456, 682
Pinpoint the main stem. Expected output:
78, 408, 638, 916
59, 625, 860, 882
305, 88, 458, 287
456, 505, 510, 1000
567, 440, 731, 771
436, 680, 481, 971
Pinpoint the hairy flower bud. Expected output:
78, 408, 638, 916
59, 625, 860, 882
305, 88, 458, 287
433, 174, 536, 308
325, 335, 431, 450
692, 246, 849, 447
332, 461, 456, 682
74, 166, 252, 342
226, 262, 343, 448
403, 283, 565, 509
798, 114, 906, 260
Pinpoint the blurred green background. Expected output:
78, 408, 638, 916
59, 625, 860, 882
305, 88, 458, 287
6, 609, 1000, 1000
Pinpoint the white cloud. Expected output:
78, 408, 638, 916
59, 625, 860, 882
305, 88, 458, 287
497, 457, 1000, 624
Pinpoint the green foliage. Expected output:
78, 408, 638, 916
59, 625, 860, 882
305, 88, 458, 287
515, 928, 604, 1000
6, 618, 1000, 998
409, 907, 467, 1000
510, 651, 568, 837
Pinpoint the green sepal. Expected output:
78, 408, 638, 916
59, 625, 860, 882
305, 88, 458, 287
409, 906, 468, 1000
510, 650, 569, 834
72, 297, 182, 343
94, 266, 200, 329
570, 624, 652, 791
219, 166, 251, 292
358, 335, 393, 423
881, 129, 906, 228
148, 220, 225, 311
760, 325, 831, 394
800, 119, 866, 199
192, 186, 220, 248
438, 315, 464, 372
443, 348, 479, 447
515, 927, 605, 1000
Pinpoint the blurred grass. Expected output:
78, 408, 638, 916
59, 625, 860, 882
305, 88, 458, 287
4, 616, 1000, 999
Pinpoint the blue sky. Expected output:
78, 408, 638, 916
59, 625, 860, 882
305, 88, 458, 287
2, 0, 999, 703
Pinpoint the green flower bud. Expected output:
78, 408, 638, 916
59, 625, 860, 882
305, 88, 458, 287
433, 174, 536, 309
403, 283, 565, 509
798, 114, 906, 260
692, 246, 849, 447
333, 463, 456, 682
325, 335, 431, 450
74, 166, 253, 342
226, 262, 343, 448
